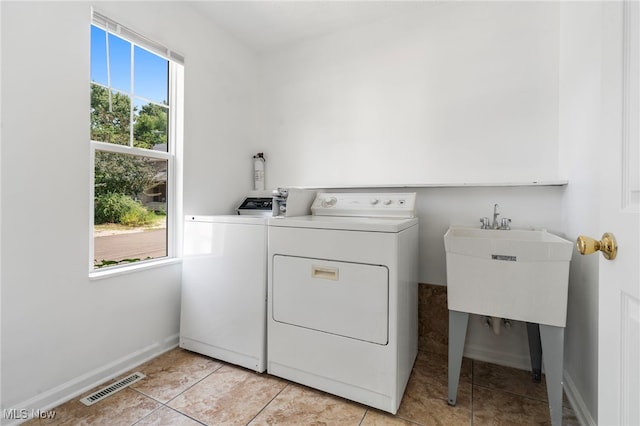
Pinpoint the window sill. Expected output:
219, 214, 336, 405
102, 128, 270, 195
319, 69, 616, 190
89, 257, 182, 281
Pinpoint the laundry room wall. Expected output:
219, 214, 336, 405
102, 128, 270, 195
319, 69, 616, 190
1, 1, 259, 414
258, 1, 560, 188
556, 2, 606, 423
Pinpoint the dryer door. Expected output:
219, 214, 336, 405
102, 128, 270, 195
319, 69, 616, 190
272, 255, 389, 345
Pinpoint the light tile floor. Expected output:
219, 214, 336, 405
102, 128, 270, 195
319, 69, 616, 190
27, 348, 579, 425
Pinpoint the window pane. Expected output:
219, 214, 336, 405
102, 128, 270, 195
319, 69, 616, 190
90, 84, 131, 145
133, 98, 168, 151
108, 33, 131, 93
90, 26, 108, 86
90, 15, 177, 271
134, 46, 169, 105
94, 151, 168, 268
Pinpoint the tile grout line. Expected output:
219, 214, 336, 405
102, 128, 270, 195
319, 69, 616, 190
168, 362, 226, 402
128, 362, 226, 426
163, 363, 228, 425
243, 382, 292, 425
127, 387, 207, 425
128, 400, 206, 426
164, 405, 208, 425
127, 394, 163, 426
356, 408, 368, 425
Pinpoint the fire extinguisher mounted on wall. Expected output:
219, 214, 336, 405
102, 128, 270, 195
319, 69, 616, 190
253, 152, 265, 191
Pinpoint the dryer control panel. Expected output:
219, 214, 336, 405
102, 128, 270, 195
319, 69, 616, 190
311, 193, 416, 218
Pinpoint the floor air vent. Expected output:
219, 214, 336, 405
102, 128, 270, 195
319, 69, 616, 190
80, 372, 146, 406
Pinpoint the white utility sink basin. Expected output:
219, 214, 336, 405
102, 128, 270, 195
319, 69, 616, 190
444, 226, 573, 327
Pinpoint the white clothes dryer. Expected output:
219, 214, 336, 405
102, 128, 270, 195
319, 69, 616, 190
267, 193, 419, 414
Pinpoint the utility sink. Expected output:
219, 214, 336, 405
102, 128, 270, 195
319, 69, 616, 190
444, 226, 573, 327
445, 225, 573, 425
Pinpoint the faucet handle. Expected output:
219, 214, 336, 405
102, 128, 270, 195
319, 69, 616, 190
480, 217, 490, 229
500, 217, 511, 230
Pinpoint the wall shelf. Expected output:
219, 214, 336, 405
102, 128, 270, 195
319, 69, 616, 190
300, 180, 569, 190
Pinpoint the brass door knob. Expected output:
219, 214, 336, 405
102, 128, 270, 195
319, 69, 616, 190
576, 233, 617, 260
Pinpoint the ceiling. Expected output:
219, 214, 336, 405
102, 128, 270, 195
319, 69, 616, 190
191, 1, 435, 52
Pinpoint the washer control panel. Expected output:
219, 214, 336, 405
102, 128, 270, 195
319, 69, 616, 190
311, 193, 416, 218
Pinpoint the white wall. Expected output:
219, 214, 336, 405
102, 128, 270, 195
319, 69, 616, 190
0, 1, 259, 414
259, 2, 560, 187
179, 9, 262, 215
558, 3, 605, 424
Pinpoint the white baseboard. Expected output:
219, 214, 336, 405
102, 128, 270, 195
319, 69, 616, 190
563, 370, 596, 426
2, 334, 179, 426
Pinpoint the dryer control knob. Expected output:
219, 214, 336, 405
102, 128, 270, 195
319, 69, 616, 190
383, 199, 392, 205
370, 199, 379, 205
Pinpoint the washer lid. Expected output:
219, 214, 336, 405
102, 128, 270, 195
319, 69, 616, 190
268, 215, 418, 232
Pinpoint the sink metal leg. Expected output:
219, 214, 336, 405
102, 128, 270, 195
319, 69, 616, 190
448, 310, 469, 406
526, 322, 543, 382
540, 324, 565, 426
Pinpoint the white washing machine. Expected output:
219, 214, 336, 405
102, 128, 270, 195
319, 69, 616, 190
267, 193, 419, 414
180, 215, 268, 372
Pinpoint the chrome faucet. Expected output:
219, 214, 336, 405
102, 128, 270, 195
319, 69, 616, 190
479, 204, 511, 230
492, 204, 500, 229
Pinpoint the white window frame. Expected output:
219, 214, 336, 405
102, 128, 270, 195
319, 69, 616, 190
89, 11, 184, 277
